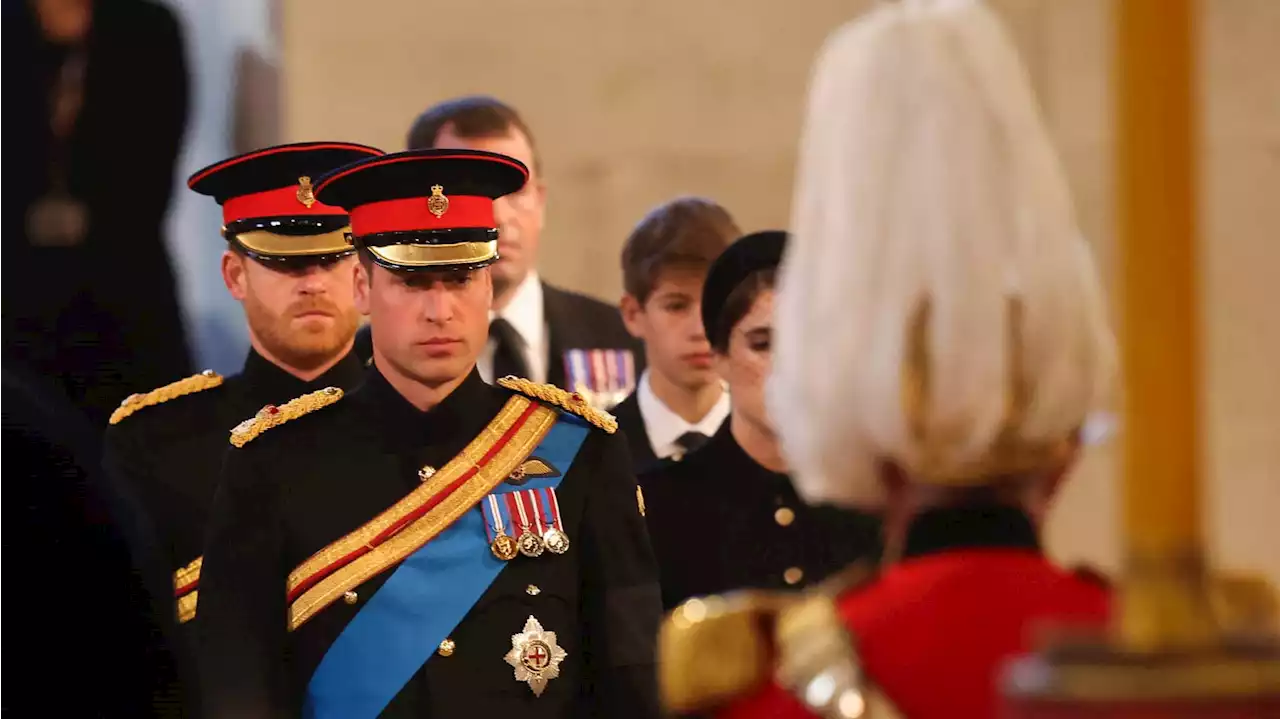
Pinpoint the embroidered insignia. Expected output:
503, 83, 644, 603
637, 485, 646, 517
505, 615, 568, 697
506, 457, 560, 487
229, 386, 343, 448
427, 184, 450, 218
297, 176, 316, 208
496, 376, 618, 434
109, 370, 223, 425
562, 348, 636, 411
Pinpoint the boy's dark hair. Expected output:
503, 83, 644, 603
712, 268, 776, 353
621, 197, 740, 304
405, 95, 541, 172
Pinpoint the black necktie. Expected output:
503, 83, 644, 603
490, 318, 529, 380
674, 431, 710, 458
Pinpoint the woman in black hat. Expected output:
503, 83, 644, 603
638, 231, 880, 610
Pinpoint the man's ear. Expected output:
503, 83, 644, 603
620, 294, 646, 340
353, 259, 372, 316
221, 250, 248, 300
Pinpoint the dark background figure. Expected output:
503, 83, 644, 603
640, 231, 881, 610
3, 362, 175, 717
3, 0, 194, 427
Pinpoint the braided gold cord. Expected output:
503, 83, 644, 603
229, 386, 344, 448
496, 376, 617, 434
109, 370, 224, 425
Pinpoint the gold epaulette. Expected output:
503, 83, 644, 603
229, 386, 343, 448
496, 376, 617, 434
659, 592, 788, 712
659, 563, 899, 718
108, 370, 224, 425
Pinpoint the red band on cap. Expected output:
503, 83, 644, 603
222, 186, 346, 225
349, 196, 496, 237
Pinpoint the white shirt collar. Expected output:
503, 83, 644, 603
637, 370, 731, 460
479, 271, 549, 383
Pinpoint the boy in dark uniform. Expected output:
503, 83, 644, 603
657, 2, 1117, 717
196, 149, 661, 719
611, 197, 739, 472
102, 141, 383, 715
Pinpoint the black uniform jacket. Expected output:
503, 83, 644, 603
639, 422, 881, 610
101, 350, 366, 709
609, 391, 658, 474
196, 368, 662, 719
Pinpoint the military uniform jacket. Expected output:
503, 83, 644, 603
715, 506, 1111, 719
639, 423, 880, 610
102, 350, 366, 712
196, 368, 662, 719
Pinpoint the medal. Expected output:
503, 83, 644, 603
512, 490, 547, 557
517, 529, 546, 558
542, 527, 570, 555
504, 615, 568, 697
487, 495, 520, 560
492, 532, 519, 561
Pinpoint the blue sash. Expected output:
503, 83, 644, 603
303, 415, 590, 719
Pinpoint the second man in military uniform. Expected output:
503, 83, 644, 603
102, 141, 384, 714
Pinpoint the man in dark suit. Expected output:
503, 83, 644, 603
197, 149, 661, 719
392, 95, 643, 410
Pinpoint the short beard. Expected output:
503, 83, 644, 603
244, 298, 360, 372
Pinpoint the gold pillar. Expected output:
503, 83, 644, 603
1002, 2, 1280, 712
1115, 0, 1218, 649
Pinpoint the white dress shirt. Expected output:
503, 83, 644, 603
636, 370, 731, 460
478, 271, 549, 384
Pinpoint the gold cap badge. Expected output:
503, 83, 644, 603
427, 184, 449, 218
297, 176, 316, 208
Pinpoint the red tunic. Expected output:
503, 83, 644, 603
717, 508, 1110, 719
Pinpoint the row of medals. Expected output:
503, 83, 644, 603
491, 523, 569, 562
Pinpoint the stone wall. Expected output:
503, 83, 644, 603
280, 0, 1280, 584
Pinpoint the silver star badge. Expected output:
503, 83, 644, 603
504, 615, 568, 697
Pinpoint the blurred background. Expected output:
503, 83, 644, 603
163, 0, 1278, 586
5, 0, 1276, 585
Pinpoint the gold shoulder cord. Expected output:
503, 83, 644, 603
496, 376, 618, 434
229, 387, 343, 448
109, 370, 224, 425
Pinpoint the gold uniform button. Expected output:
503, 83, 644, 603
526, 584, 541, 596
342, 590, 359, 605
774, 507, 795, 527
438, 638, 455, 657
783, 567, 805, 585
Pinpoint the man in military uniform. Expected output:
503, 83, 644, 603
658, 2, 1116, 718
102, 141, 383, 714
196, 149, 662, 719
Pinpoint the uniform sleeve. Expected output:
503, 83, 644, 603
100, 427, 179, 636
576, 431, 663, 718
196, 443, 288, 719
